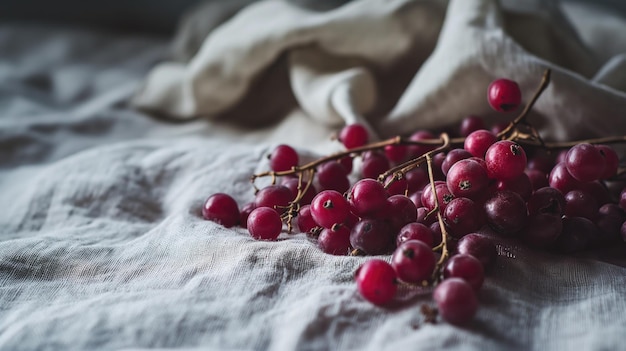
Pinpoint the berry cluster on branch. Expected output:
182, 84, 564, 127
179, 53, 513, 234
201, 69, 626, 325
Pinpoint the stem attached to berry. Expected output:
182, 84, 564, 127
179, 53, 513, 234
425, 153, 450, 284
498, 69, 551, 141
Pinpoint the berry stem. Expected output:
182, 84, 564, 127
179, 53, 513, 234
424, 152, 450, 283
498, 69, 551, 140
378, 133, 452, 184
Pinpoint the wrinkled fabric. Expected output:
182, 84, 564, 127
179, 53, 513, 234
135, 0, 626, 142
2, 1, 626, 350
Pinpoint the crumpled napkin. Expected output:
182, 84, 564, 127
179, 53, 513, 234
133, 0, 626, 142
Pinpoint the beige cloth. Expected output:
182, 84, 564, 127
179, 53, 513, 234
133, 0, 626, 143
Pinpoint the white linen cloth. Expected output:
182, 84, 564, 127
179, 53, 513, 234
1, 1, 626, 350
135, 0, 626, 142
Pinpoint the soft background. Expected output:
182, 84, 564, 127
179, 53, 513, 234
1, 0, 626, 350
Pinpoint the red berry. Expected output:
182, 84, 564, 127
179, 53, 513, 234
443, 254, 485, 291
355, 259, 397, 305
296, 205, 317, 233
310, 190, 350, 229
317, 161, 350, 193
202, 193, 240, 228
464, 130, 497, 158
391, 240, 436, 283
434, 278, 478, 325
459, 116, 486, 137
485, 140, 527, 181
339, 124, 369, 149
446, 159, 489, 199
255, 185, 292, 213
487, 78, 522, 112
247, 207, 282, 240
361, 151, 390, 179
396, 222, 434, 247
596, 145, 619, 179
239, 202, 256, 229
565, 143, 605, 182
318, 225, 351, 255
269, 144, 299, 172
348, 179, 388, 218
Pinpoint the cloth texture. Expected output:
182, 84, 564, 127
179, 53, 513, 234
1, 0, 626, 350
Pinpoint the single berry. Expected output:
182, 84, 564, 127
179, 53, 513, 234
396, 222, 434, 247
391, 240, 436, 284
483, 190, 527, 235
553, 216, 596, 253
421, 181, 455, 212
310, 190, 350, 229
385, 144, 408, 164
446, 159, 489, 199
549, 162, 581, 194
317, 161, 350, 193
485, 140, 527, 181
255, 185, 292, 213
444, 197, 483, 238
596, 145, 619, 179
443, 254, 485, 291
202, 193, 240, 228
487, 78, 522, 112
269, 144, 299, 172
565, 143, 605, 182
564, 190, 598, 221
318, 225, 352, 255
339, 124, 369, 149
433, 278, 478, 325
355, 259, 397, 305
297, 205, 318, 233
383, 194, 417, 231
527, 187, 566, 217
464, 130, 498, 158
239, 202, 256, 229
442, 149, 473, 176
456, 233, 497, 268
350, 219, 394, 255
247, 207, 282, 241
361, 151, 390, 179
349, 179, 389, 218
459, 116, 486, 137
